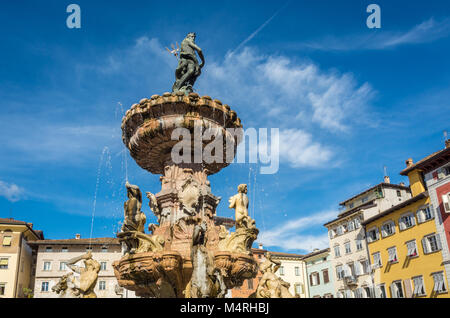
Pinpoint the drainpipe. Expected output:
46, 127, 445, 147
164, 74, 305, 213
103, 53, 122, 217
14, 233, 23, 298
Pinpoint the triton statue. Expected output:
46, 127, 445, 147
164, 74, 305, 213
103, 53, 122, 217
171, 32, 205, 94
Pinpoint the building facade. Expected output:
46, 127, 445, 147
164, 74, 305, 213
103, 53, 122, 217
271, 252, 308, 298
363, 158, 449, 298
324, 179, 411, 298
31, 235, 132, 298
402, 141, 450, 287
303, 248, 335, 298
0, 218, 44, 298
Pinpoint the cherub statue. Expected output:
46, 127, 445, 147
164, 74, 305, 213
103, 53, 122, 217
228, 184, 254, 229
255, 252, 294, 298
66, 251, 101, 298
122, 181, 146, 233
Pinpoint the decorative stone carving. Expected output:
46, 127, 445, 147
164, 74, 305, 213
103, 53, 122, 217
179, 174, 201, 217
146, 191, 161, 223
66, 252, 101, 298
228, 184, 254, 230
254, 252, 294, 298
123, 182, 146, 233
52, 273, 78, 298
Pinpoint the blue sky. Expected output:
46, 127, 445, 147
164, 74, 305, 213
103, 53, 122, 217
0, 0, 449, 253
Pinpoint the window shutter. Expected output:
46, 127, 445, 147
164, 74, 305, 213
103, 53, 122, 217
417, 210, 423, 223
390, 283, 397, 298
310, 274, 313, 286
381, 226, 386, 237
422, 237, 429, 254
436, 234, 443, 251
399, 218, 405, 230
411, 215, 416, 226
317, 273, 320, 285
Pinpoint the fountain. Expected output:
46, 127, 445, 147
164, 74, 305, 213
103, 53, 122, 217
112, 33, 259, 298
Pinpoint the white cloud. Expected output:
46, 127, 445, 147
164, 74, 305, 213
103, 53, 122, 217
202, 48, 374, 132
258, 210, 336, 252
301, 17, 450, 51
0, 181, 24, 202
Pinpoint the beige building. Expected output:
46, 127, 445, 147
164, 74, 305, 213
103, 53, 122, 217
271, 251, 308, 298
0, 218, 44, 298
30, 235, 133, 298
324, 178, 411, 298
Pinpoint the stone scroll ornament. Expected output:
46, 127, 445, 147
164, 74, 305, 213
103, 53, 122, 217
170, 32, 205, 95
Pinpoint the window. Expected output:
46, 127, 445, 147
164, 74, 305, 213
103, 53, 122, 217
372, 252, 382, 268
344, 242, 351, 254
43, 261, 51, 271
61, 247, 68, 253
443, 193, 450, 213
295, 284, 303, 295
343, 263, 354, 278
367, 227, 379, 243
334, 246, 341, 258
329, 229, 336, 239
349, 203, 354, 209
387, 247, 398, 263
412, 276, 426, 296
279, 266, 284, 276
362, 196, 369, 203
45, 246, 52, 252
355, 287, 364, 298
377, 284, 387, 298
59, 262, 67, 271
86, 247, 93, 253
381, 221, 395, 237
432, 272, 447, 294
323, 269, 330, 283
347, 220, 355, 231
354, 261, 363, 276
337, 290, 344, 298
247, 279, 254, 290
99, 281, 106, 291
356, 239, 363, 251
422, 234, 442, 254
344, 289, 353, 298
310, 272, 320, 286
2, 236, 12, 246
361, 260, 370, 274
399, 213, 415, 230
391, 281, 404, 298
406, 240, 418, 257
336, 226, 343, 236
363, 286, 373, 298
417, 206, 434, 223
397, 190, 402, 197
294, 267, 300, 276
101, 262, 107, 271
0, 258, 9, 269
0, 283, 5, 296
41, 282, 49, 292
336, 265, 344, 280
101, 246, 108, 253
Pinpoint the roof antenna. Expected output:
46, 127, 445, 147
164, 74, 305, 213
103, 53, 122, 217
444, 130, 448, 141
383, 165, 388, 177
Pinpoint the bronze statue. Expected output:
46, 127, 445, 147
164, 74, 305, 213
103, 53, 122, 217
66, 251, 101, 298
172, 32, 205, 94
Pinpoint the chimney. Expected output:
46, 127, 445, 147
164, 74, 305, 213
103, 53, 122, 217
27, 223, 33, 229
384, 176, 391, 184
446, 139, 450, 149
405, 158, 414, 168
258, 243, 263, 250
313, 248, 319, 252
399, 182, 405, 186
75, 234, 81, 240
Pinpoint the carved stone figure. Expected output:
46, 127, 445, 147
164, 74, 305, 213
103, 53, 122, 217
123, 181, 146, 233
229, 184, 254, 229
146, 191, 161, 223
66, 252, 101, 298
179, 176, 201, 216
52, 273, 79, 298
255, 252, 294, 298
172, 32, 205, 94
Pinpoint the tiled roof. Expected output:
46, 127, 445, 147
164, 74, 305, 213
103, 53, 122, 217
400, 146, 450, 175
324, 201, 376, 227
0, 218, 44, 239
29, 237, 120, 245
302, 248, 330, 260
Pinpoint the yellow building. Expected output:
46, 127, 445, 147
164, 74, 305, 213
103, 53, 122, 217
362, 161, 449, 298
0, 218, 44, 298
